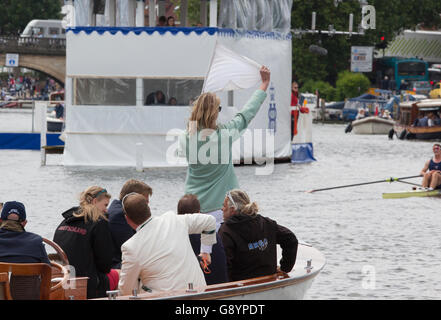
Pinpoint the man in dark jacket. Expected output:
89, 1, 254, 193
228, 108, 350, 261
177, 194, 228, 285
108, 179, 152, 268
0, 201, 50, 264
219, 190, 298, 282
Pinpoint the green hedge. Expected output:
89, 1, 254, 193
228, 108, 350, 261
300, 80, 337, 101
335, 71, 371, 100
299, 72, 371, 102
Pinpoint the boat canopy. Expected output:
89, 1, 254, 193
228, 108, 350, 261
70, 0, 293, 33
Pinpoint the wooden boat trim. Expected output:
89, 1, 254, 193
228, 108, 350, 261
49, 261, 70, 299
406, 125, 441, 134
352, 116, 394, 126
43, 238, 69, 265
98, 269, 321, 300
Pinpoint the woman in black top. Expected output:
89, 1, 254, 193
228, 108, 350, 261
53, 186, 117, 299
219, 189, 298, 282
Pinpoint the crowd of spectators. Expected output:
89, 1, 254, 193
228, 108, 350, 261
0, 74, 61, 101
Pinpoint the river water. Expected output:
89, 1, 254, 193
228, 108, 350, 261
1, 109, 441, 300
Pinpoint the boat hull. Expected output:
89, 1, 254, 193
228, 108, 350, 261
352, 116, 394, 134
383, 189, 441, 199
394, 124, 441, 140
93, 243, 325, 300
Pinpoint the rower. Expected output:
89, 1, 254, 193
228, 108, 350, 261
420, 143, 441, 190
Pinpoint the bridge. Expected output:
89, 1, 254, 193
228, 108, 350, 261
0, 36, 66, 84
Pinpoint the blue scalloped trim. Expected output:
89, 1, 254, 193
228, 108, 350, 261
66, 26, 292, 40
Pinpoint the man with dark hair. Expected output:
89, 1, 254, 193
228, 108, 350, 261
177, 195, 228, 285
145, 90, 166, 105
108, 179, 153, 268
0, 201, 50, 264
118, 193, 216, 295
157, 15, 167, 26
177, 194, 200, 214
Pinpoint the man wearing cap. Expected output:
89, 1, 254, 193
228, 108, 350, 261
0, 201, 50, 264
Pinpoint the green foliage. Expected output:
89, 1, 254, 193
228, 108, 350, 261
291, 0, 441, 86
170, 0, 204, 26
0, 0, 62, 35
300, 79, 337, 101
335, 71, 371, 100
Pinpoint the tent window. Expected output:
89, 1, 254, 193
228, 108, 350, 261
143, 79, 204, 106
74, 78, 136, 105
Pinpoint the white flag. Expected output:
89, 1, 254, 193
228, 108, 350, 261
202, 43, 262, 93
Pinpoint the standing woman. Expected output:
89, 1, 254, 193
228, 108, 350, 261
179, 66, 270, 229
53, 186, 118, 299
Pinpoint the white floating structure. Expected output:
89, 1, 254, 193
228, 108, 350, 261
62, 0, 296, 167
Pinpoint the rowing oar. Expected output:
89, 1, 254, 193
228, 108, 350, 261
306, 175, 421, 193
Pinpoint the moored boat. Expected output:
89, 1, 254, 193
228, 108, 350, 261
351, 116, 395, 135
391, 99, 441, 140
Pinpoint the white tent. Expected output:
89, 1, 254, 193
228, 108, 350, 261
63, 0, 294, 167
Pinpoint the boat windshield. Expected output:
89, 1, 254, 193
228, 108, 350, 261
398, 61, 426, 76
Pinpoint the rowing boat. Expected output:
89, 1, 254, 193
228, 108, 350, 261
382, 188, 441, 199
96, 242, 325, 300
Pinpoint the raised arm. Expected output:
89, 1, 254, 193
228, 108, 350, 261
259, 66, 270, 92
221, 66, 271, 136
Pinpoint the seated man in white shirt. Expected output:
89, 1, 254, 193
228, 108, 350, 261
118, 193, 216, 296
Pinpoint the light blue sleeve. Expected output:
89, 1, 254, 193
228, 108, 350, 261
219, 90, 267, 141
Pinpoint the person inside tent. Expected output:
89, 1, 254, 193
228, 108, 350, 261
145, 90, 166, 105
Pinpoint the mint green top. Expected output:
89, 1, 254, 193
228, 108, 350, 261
179, 89, 267, 213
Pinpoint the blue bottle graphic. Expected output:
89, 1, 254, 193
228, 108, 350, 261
268, 82, 277, 134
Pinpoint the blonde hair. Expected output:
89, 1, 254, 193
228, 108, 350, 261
187, 92, 221, 135
227, 189, 259, 216
74, 186, 111, 223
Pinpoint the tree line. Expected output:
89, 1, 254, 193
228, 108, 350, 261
2, 0, 441, 99
292, 0, 441, 99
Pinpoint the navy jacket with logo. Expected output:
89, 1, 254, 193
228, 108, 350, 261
219, 213, 298, 282
53, 207, 113, 299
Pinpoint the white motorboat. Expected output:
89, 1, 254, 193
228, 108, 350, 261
351, 116, 395, 134
95, 242, 325, 300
